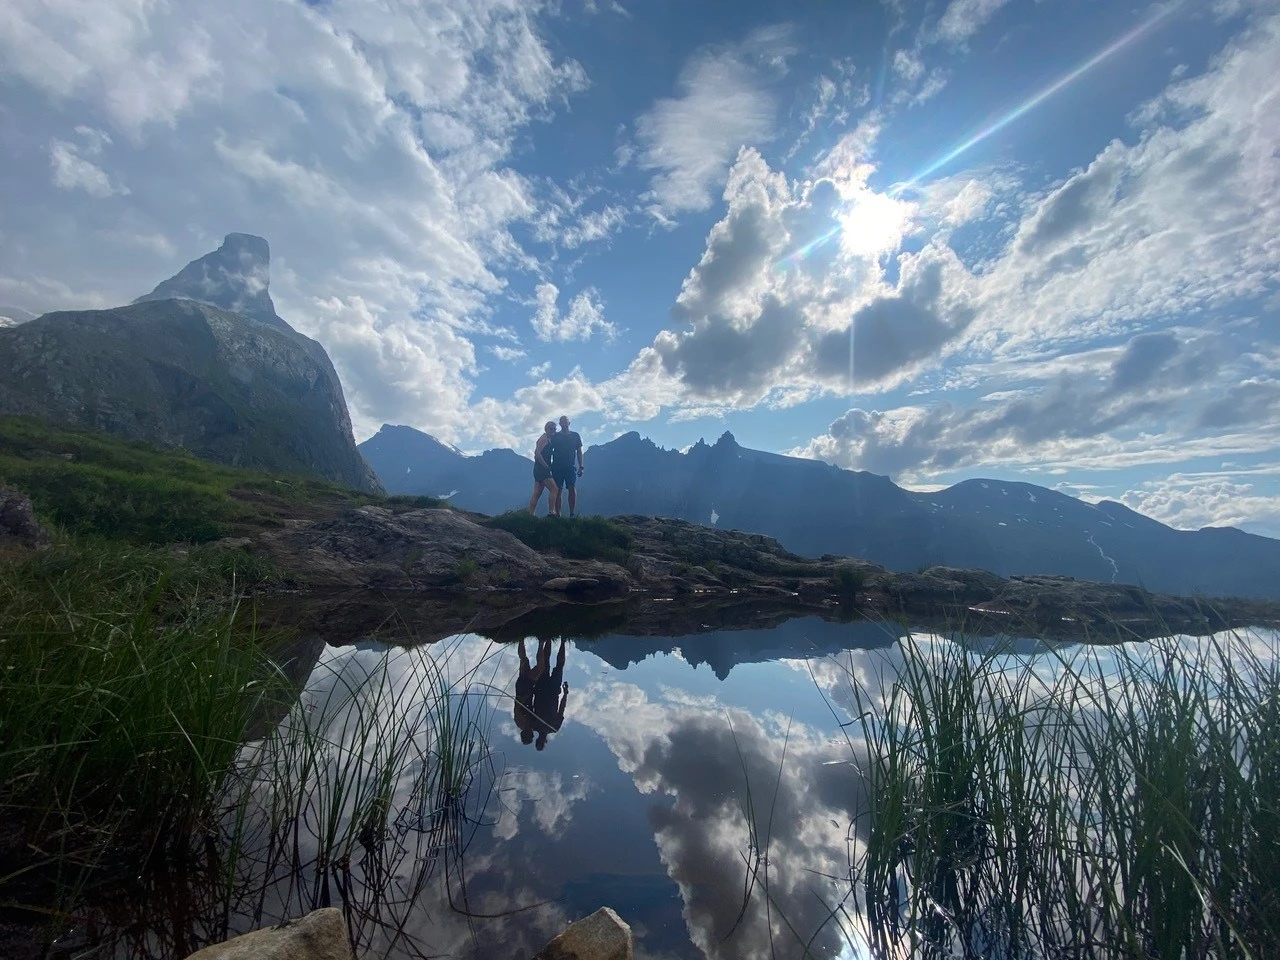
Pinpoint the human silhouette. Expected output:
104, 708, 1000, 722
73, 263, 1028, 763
529, 637, 570, 750
513, 639, 544, 746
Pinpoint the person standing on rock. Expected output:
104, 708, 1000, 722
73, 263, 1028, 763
550, 415, 584, 518
528, 421, 560, 515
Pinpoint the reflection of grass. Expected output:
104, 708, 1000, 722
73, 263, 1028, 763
485, 511, 631, 564
841, 625, 1280, 959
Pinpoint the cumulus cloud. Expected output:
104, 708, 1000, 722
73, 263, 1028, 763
529, 282, 616, 341
1120, 472, 1280, 538
48, 127, 129, 197
635, 26, 792, 220
794, 330, 1256, 479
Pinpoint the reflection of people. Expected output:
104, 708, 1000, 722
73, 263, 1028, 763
527, 421, 559, 515
549, 415, 584, 519
530, 638, 569, 750
514, 639, 544, 745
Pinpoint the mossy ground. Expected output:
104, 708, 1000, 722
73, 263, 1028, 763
0, 414, 439, 545
484, 510, 632, 564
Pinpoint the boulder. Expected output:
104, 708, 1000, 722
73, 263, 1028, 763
184, 908, 352, 960
532, 907, 632, 960
0, 487, 50, 549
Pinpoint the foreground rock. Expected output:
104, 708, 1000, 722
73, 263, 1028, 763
244, 506, 1280, 642
0, 487, 49, 549
184, 908, 352, 960
533, 907, 632, 960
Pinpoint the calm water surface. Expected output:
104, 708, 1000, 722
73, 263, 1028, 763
114, 617, 1280, 960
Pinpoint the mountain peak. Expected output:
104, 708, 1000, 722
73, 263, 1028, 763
134, 233, 291, 332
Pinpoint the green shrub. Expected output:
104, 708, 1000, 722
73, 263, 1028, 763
484, 512, 632, 564
455, 555, 478, 581
832, 564, 865, 597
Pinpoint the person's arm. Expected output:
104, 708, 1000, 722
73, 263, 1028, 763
576, 436, 584, 475
535, 435, 551, 469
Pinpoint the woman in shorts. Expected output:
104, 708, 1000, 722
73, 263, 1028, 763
527, 420, 560, 515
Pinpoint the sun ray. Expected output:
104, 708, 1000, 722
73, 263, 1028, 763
892, 2, 1180, 194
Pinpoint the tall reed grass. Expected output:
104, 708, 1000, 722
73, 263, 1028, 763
843, 627, 1280, 959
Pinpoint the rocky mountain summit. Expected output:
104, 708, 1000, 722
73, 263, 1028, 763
0, 243, 380, 491
135, 232, 292, 332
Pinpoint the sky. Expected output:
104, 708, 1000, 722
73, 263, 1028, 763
2, 0, 1279, 537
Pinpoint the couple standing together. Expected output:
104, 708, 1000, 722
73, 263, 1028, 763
529, 414, 584, 517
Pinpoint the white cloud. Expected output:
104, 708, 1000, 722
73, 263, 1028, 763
489, 344, 526, 362
1120, 474, 1280, 538
529, 282, 616, 341
635, 27, 791, 220
936, 0, 1014, 44
0, 0, 588, 443
49, 136, 129, 198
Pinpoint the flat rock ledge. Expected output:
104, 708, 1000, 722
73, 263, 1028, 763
184, 908, 352, 960
239, 506, 1280, 634
533, 907, 633, 960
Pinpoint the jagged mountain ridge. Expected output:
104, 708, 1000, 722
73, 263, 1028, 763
358, 423, 1280, 599
0, 236, 380, 492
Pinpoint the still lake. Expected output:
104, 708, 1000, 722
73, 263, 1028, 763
104, 614, 1279, 960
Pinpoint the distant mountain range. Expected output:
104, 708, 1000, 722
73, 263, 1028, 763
0, 234, 380, 492
360, 423, 1280, 599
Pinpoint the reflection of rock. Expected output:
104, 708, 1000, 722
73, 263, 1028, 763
184, 907, 353, 959
0, 486, 50, 549
532, 906, 633, 960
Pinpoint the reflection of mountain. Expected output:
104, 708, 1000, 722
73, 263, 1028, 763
360, 424, 1280, 599
582, 616, 901, 680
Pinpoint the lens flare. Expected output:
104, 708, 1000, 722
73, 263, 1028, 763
893, 3, 1179, 194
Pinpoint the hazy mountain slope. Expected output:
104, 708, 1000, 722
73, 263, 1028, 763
360, 423, 1280, 598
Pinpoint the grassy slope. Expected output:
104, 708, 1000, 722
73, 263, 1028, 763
0, 414, 438, 545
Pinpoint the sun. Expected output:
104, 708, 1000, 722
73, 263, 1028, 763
837, 188, 914, 259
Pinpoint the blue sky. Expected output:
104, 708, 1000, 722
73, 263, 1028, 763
1, 0, 1278, 535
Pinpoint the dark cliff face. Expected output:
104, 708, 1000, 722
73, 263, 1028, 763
360, 425, 1280, 599
0, 299, 381, 493
135, 233, 292, 332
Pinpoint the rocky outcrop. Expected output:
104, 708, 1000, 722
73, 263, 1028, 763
0, 299, 381, 492
0, 487, 50, 549
241, 507, 1280, 642
184, 908, 352, 960
533, 907, 633, 960
137, 233, 292, 332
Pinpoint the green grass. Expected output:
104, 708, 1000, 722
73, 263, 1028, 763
839, 627, 1280, 959
484, 511, 632, 564
0, 414, 441, 545
0, 542, 294, 867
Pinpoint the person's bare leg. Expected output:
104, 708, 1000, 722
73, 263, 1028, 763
567, 486, 577, 517
527, 482, 542, 514
552, 484, 562, 517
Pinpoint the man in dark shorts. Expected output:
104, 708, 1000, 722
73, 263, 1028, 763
549, 415, 584, 518
513, 638, 543, 745
530, 637, 569, 750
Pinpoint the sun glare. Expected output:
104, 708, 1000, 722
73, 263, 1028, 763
838, 188, 914, 258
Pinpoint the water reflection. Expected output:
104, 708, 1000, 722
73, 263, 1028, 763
54, 616, 1280, 959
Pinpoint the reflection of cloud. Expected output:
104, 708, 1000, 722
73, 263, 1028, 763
493, 768, 593, 841
575, 675, 868, 959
